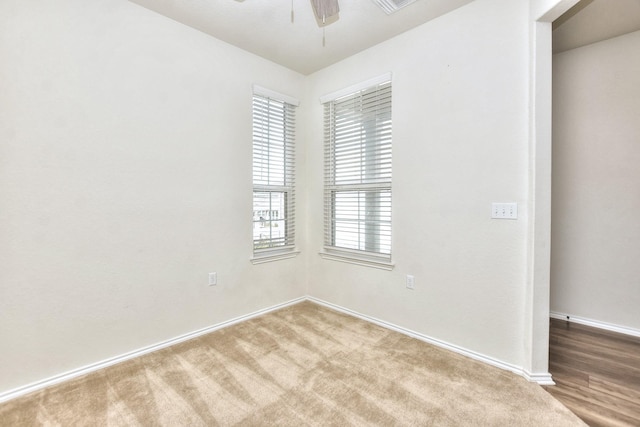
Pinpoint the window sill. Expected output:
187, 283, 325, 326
251, 249, 300, 265
319, 249, 394, 271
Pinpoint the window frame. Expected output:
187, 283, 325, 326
251, 85, 300, 264
319, 74, 394, 270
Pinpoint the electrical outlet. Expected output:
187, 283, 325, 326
406, 274, 415, 290
208, 272, 217, 286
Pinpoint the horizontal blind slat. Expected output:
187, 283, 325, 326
322, 79, 392, 257
252, 93, 297, 251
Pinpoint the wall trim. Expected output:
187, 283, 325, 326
308, 297, 554, 386
0, 296, 306, 404
319, 72, 392, 104
550, 311, 640, 338
318, 250, 395, 271
523, 371, 555, 386
1, 295, 558, 404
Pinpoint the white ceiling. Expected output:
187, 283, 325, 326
553, 0, 640, 53
129, 0, 474, 75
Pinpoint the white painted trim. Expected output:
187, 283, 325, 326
523, 371, 555, 386
550, 312, 640, 338
1, 294, 559, 404
252, 84, 300, 106
0, 297, 306, 404
251, 250, 300, 265
307, 297, 552, 385
319, 72, 392, 104
318, 251, 394, 271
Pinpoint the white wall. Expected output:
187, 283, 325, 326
305, 0, 533, 369
551, 30, 640, 330
0, 0, 566, 397
0, 0, 306, 394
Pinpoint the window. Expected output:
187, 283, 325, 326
252, 86, 298, 262
321, 75, 393, 268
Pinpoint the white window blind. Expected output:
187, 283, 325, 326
323, 79, 392, 259
252, 91, 297, 254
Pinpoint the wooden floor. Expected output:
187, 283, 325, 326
544, 318, 640, 427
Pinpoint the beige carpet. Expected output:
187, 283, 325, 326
0, 301, 585, 426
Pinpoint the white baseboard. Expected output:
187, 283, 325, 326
523, 371, 555, 386
550, 311, 640, 338
1, 295, 557, 404
0, 297, 306, 404
307, 297, 554, 386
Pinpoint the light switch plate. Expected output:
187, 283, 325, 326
492, 203, 518, 219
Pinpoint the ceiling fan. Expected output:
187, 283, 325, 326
234, 0, 339, 27
234, 0, 419, 25
234, 0, 418, 46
